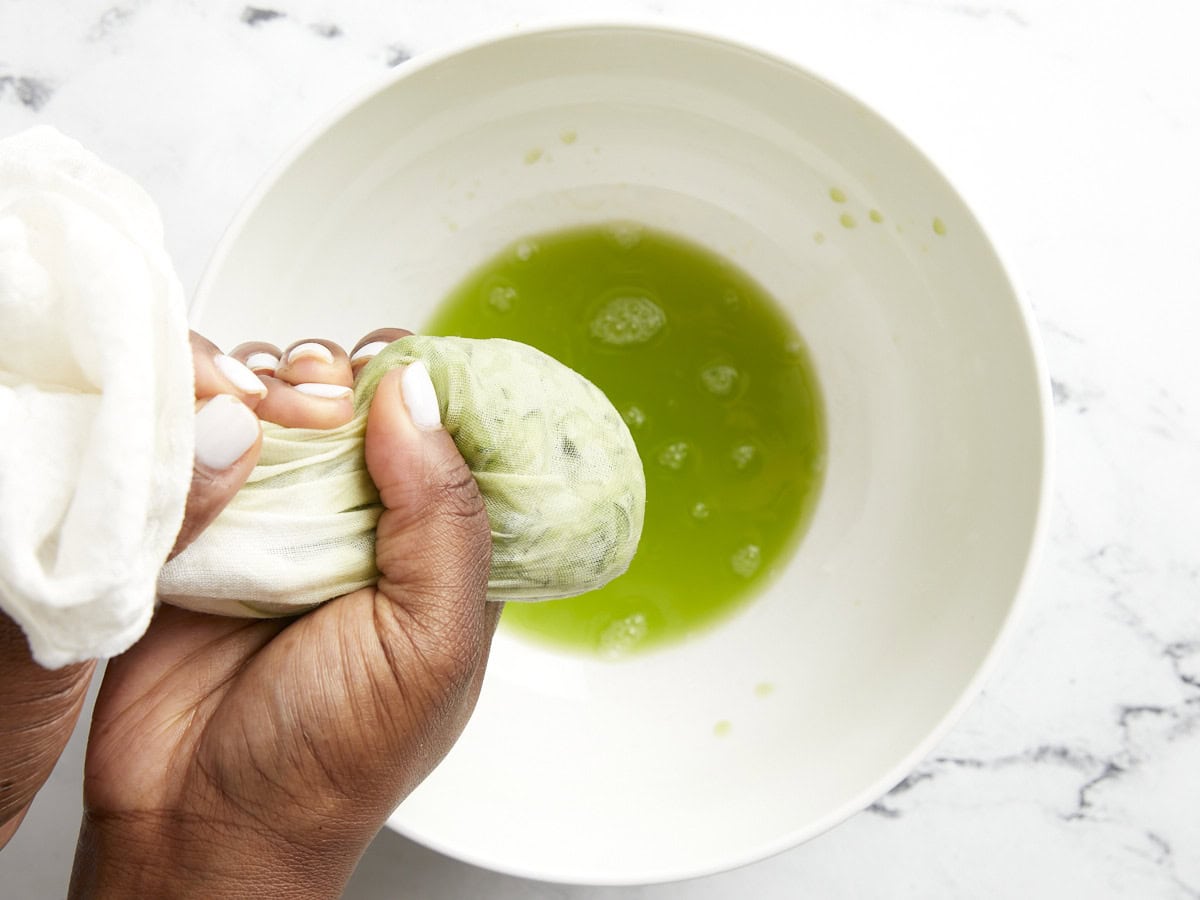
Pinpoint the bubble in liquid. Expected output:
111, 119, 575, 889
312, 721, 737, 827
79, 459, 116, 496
590, 294, 666, 346
657, 441, 691, 471
730, 544, 762, 578
691, 501, 711, 521
598, 612, 648, 658
487, 284, 517, 313
515, 240, 538, 261
730, 443, 758, 471
606, 221, 644, 250
622, 404, 648, 430
700, 363, 740, 397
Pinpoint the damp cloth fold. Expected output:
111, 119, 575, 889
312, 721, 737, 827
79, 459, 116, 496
0, 126, 194, 668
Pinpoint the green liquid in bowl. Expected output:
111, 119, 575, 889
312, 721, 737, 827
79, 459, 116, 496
426, 223, 825, 657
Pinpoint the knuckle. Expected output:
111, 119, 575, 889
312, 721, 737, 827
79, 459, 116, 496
430, 460, 486, 522
419, 453, 489, 538
427, 462, 492, 587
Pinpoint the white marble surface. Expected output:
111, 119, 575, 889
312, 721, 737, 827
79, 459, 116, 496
2, 0, 1198, 896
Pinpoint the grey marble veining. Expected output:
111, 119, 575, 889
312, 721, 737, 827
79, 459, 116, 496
2, 0, 1198, 897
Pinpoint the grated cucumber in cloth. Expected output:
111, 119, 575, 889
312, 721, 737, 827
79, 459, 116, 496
158, 335, 646, 617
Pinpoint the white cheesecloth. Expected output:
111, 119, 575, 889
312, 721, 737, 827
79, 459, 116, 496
0, 126, 194, 668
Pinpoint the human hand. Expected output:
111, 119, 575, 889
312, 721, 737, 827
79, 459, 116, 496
69, 330, 497, 898
0, 331, 269, 849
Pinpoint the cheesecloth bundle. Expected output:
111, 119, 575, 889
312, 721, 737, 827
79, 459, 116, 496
158, 335, 646, 617
1, 125, 644, 666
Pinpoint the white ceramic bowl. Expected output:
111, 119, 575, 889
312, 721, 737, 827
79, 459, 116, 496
192, 23, 1050, 886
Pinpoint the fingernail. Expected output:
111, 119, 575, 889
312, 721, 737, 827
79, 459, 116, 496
244, 351, 280, 374
213, 354, 268, 397
194, 395, 259, 470
401, 361, 441, 430
351, 341, 389, 362
293, 382, 352, 398
287, 342, 335, 365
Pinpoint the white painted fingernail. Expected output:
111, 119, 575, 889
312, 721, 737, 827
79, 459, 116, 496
244, 351, 280, 374
351, 340, 389, 362
213, 354, 268, 397
287, 342, 335, 365
194, 395, 260, 470
401, 361, 441, 430
294, 382, 352, 398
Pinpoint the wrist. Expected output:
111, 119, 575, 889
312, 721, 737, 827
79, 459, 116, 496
0, 612, 96, 841
0, 803, 30, 850
69, 807, 370, 899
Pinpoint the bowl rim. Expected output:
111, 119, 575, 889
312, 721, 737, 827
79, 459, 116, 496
191, 18, 1054, 886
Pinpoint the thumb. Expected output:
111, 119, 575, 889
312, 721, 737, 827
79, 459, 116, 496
365, 364, 492, 645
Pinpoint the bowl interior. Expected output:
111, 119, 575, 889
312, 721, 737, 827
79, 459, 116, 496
192, 25, 1047, 885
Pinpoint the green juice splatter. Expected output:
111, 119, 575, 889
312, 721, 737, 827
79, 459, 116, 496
425, 224, 825, 657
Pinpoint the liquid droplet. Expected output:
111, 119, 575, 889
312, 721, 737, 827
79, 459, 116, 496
840, 212, 857, 229
869, 209, 884, 223
813, 231, 826, 244
754, 682, 775, 698
560, 128, 578, 144
713, 720, 732, 737
598, 612, 648, 659
590, 293, 666, 346
932, 216, 947, 236
731, 544, 762, 578
656, 441, 691, 471
524, 147, 543, 165
829, 187, 847, 203
700, 363, 740, 397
